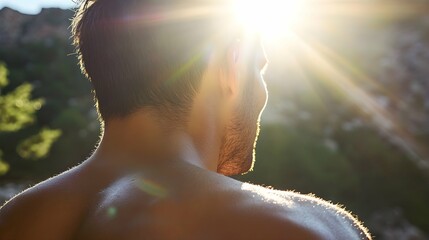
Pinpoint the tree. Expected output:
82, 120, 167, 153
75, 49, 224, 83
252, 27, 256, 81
0, 63, 61, 175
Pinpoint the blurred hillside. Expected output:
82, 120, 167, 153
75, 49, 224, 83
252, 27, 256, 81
261, 1, 429, 174
0, 3, 429, 239
0, 7, 71, 46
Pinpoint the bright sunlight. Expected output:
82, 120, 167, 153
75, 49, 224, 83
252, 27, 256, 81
232, 0, 307, 38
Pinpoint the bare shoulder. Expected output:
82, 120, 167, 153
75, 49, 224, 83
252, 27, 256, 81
225, 182, 372, 240
0, 165, 92, 240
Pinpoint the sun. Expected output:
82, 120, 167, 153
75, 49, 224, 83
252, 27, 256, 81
232, 0, 307, 39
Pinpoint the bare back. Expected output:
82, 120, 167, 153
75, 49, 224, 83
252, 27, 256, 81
0, 160, 370, 240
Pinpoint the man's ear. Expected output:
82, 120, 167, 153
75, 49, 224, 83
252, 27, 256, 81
219, 39, 241, 98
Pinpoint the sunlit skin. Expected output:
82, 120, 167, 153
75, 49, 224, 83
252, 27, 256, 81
0, 1, 374, 239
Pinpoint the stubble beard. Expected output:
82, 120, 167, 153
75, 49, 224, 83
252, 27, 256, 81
216, 63, 267, 176
216, 103, 262, 176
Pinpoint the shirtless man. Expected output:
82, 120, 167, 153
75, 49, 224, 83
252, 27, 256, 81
0, 0, 371, 239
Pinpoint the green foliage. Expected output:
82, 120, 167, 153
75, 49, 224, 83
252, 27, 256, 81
52, 108, 89, 132
0, 40, 98, 179
0, 150, 9, 175
0, 63, 8, 88
17, 128, 62, 161
0, 62, 62, 176
0, 83, 44, 132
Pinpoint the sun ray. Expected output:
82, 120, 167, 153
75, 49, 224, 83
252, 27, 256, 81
290, 34, 429, 170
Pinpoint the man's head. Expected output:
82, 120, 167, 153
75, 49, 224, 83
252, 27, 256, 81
72, 0, 268, 175
72, 0, 231, 121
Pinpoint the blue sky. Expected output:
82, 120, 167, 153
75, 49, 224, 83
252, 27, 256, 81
0, 0, 77, 14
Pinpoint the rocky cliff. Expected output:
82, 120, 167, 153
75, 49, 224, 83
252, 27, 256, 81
0, 7, 72, 46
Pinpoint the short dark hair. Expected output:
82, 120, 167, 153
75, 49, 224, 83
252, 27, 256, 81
72, 0, 235, 122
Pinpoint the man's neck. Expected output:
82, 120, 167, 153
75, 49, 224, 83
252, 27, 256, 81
90, 110, 219, 173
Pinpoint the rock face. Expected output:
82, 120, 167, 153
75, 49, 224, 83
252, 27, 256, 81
0, 7, 73, 46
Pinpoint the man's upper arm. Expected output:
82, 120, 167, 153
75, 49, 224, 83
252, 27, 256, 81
280, 192, 372, 240
0, 185, 76, 240
0, 190, 35, 238
232, 189, 371, 240
243, 203, 371, 240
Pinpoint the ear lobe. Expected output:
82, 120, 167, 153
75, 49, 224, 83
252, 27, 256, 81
231, 39, 241, 65
219, 39, 241, 98
233, 41, 240, 63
